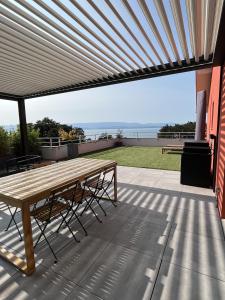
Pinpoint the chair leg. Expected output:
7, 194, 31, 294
34, 220, 47, 248
59, 212, 80, 243
73, 211, 88, 236
5, 207, 23, 241
63, 203, 88, 236
80, 199, 91, 216
104, 189, 117, 207
56, 206, 72, 233
95, 198, 107, 216
89, 203, 102, 223
34, 220, 58, 263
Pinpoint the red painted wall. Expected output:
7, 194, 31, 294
216, 65, 225, 218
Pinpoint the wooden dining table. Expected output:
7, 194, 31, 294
0, 158, 117, 275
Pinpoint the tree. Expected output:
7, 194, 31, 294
159, 122, 196, 133
0, 127, 10, 157
33, 117, 85, 143
34, 117, 59, 137
34, 117, 73, 137
58, 127, 85, 142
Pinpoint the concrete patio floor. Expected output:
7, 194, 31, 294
0, 166, 225, 299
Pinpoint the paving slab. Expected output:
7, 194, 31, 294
172, 207, 224, 240
111, 217, 171, 256
0, 265, 77, 300
67, 285, 103, 300
43, 236, 110, 284
79, 243, 159, 300
151, 261, 225, 300
164, 228, 225, 281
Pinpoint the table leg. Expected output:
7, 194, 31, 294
114, 165, 118, 202
0, 204, 35, 275
21, 203, 35, 275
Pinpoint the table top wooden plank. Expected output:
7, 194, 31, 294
0, 158, 116, 207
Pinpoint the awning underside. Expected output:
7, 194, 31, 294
0, 0, 224, 100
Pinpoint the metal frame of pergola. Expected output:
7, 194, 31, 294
0, 0, 225, 154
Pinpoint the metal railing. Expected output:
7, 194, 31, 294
157, 132, 195, 139
38, 131, 195, 147
38, 133, 116, 147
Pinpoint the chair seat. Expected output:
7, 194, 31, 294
62, 187, 92, 203
31, 200, 69, 222
86, 178, 111, 190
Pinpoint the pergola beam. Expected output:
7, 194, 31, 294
18, 99, 28, 155
0, 93, 22, 101
24, 57, 212, 100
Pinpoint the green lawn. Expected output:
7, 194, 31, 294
82, 146, 181, 171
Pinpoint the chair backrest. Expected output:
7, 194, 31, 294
102, 166, 115, 185
83, 169, 102, 190
46, 180, 80, 220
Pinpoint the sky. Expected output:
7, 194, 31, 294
0, 70, 196, 125
0, 0, 197, 126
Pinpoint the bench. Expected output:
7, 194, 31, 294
162, 145, 183, 154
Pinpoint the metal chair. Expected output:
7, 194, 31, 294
80, 170, 107, 222
95, 166, 117, 208
31, 182, 80, 263
81, 167, 117, 216
56, 180, 90, 236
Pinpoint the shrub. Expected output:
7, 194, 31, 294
0, 127, 10, 157
10, 127, 40, 156
58, 128, 85, 143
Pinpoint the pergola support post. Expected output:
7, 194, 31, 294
18, 99, 28, 155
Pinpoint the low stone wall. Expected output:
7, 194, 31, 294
41, 139, 116, 160
78, 139, 116, 154
121, 138, 192, 147
41, 145, 68, 160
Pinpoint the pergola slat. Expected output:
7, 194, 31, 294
41, 0, 134, 73
154, 0, 181, 65
0, 21, 105, 81
0, 6, 111, 78
170, 0, 190, 64
15, 0, 124, 75
0, 0, 223, 100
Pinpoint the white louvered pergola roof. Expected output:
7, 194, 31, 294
0, 0, 224, 100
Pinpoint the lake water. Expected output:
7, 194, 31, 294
2, 125, 162, 139
84, 127, 161, 139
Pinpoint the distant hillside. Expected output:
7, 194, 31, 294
2, 122, 173, 131
71, 122, 169, 129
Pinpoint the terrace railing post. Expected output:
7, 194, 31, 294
18, 99, 28, 155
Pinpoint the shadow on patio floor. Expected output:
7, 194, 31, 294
0, 181, 224, 300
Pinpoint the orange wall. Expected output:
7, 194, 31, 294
196, 68, 212, 107
207, 67, 221, 138
216, 65, 225, 218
